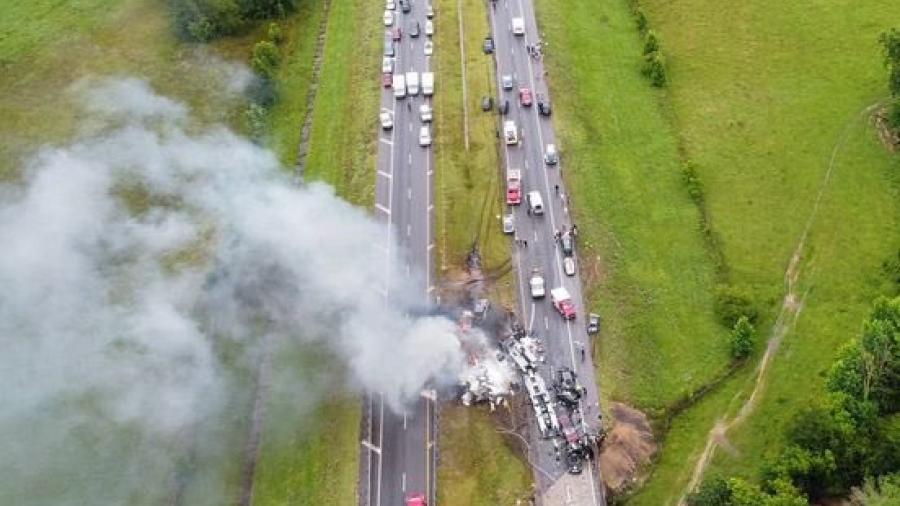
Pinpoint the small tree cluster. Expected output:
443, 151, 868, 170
730, 316, 754, 360
630, 2, 667, 87
879, 28, 900, 128
250, 41, 280, 79
169, 0, 298, 42
687, 475, 806, 506
714, 285, 759, 328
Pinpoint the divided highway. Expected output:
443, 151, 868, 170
489, 0, 607, 503
361, 2, 437, 506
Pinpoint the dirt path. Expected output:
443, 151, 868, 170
677, 101, 885, 503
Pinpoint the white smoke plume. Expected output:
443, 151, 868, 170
0, 78, 465, 503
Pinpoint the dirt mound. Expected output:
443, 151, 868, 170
599, 402, 657, 496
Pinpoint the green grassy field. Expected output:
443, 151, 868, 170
437, 406, 533, 505
632, 0, 900, 501
533, 0, 724, 413
0, 1, 364, 504
531, 0, 900, 503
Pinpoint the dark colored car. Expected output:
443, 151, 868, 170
392, 27, 402, 41
481, 95, 493, 111
384, 35, 395, 57
587, 313, 601, 335
382, 72, 392, 87
483, 36, 495, 54
560, 233, 574, 256
499, 99, 509, 115
556, 367, 582, 407
400, 0, 411, 13
538, 95, 552, 116
410, 21, 421, 37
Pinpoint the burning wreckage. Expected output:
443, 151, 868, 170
454, 306, 599, 475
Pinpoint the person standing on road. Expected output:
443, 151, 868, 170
554, 184, 559, 194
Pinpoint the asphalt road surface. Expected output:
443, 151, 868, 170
361, 2, 437, 506
488, 0, 607, 503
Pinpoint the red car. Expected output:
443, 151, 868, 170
406, 493, 427, 506
518, 87, 533, 106
392, 27, 402, 41
382, 72, 392, 87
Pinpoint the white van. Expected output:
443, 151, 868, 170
503, 120, 519, 145
422, 72, 434, 96
406, 71, 420, 95
527, 191, 544, 215
393, 74, 406, 98
512, 17, 525, 36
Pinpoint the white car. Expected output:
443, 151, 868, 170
386, 0, 396, 10
419, 125, 432, 146
544, 143, 558, 165
529, 269, 546, 298
419, 103, 433, 122
512, 17, 525, 36
424, 40, 434, 55
502, 213, 514, 234
563, 257, 576, 276
380, 111, 393, 130
383, 10, 393, 26
501, 74, 514, 90
426, 3, 434, 18
425, 20, 434, 36
382, 56, 394, 73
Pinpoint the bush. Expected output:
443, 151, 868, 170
643, 30, 660, 55
245, 102, 269, 141
268, 22, 284, 44
251, 40, 281, 79
169, 0, 297, 42
681, 161, 705, 205
887, 101, 900, 129
714, 285, 759, 328
642, 51, 667, 87
634, 8, 648, 33
730, 316, 754, 360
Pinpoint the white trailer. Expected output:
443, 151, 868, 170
405, 71, 420, 95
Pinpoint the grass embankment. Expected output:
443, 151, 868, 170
531, 0, 900, 503
433, 0, 530, 503
630, 1, 900, 500
533, 0, 723, 413
438, 406, 533, 505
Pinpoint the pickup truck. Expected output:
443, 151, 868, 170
550, 287, 576, 319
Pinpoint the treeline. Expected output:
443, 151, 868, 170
689, 296, 900, 505
168, 0, 300, 42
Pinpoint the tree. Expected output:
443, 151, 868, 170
714, 285, 759, 328
730, 316, 754, 360
880, 28, 900, 96
250, 40, 280, 79
850, 473, 900, 506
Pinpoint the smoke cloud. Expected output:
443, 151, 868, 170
0, 78, 465, 503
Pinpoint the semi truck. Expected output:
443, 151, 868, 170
550, 287, 576, 319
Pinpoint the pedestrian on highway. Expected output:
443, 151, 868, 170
526, 207, 532, 216
407, 101, 411, 111
554, 184, 559, 194
572, 224, 579, 237
581, 347, 586, 362
523, 239, 528, 248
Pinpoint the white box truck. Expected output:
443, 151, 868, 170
406, 71, 420, 95
422, 72, 434, 96
393, 74, 406, 98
